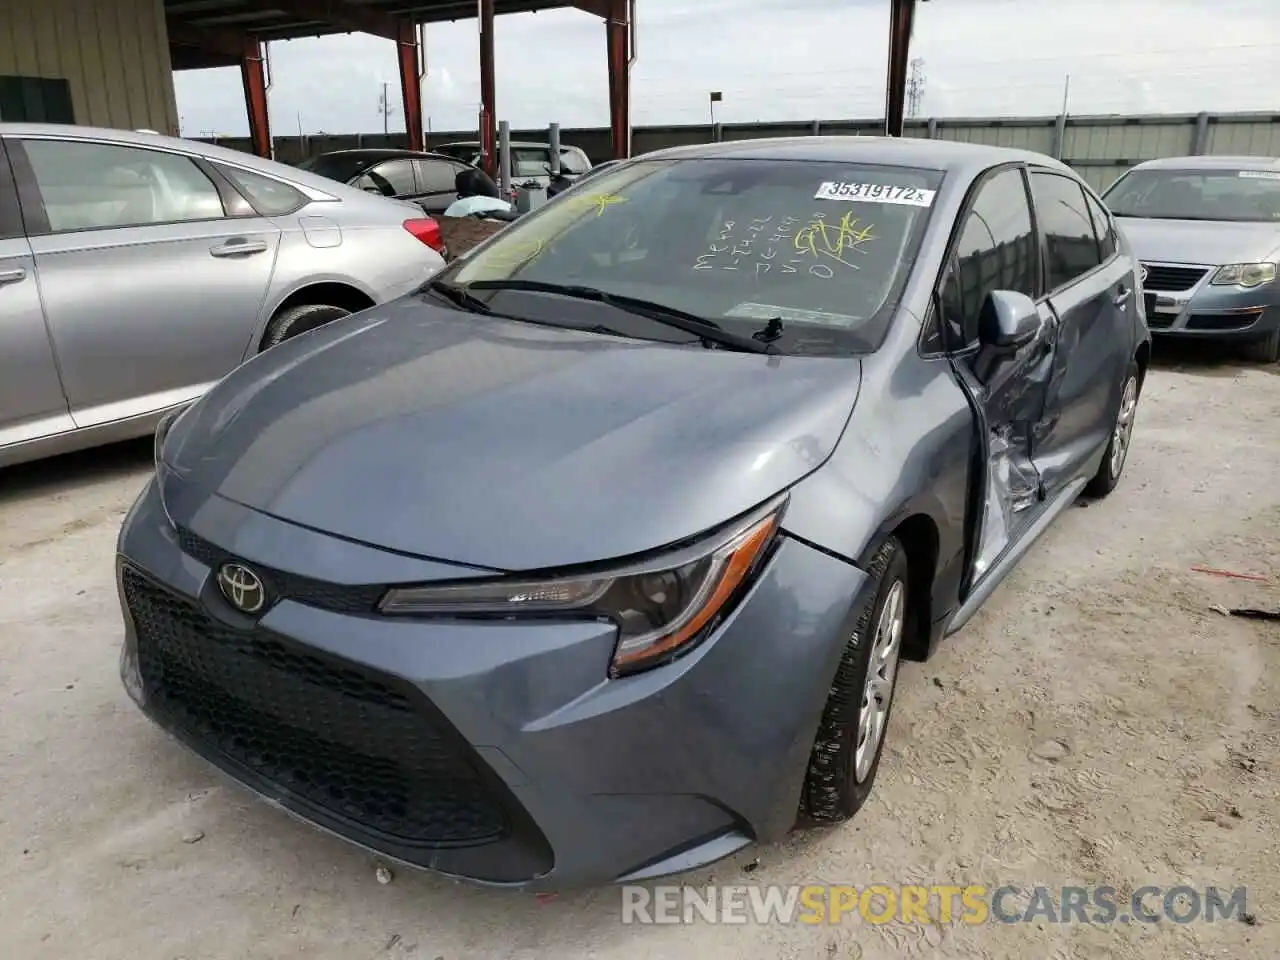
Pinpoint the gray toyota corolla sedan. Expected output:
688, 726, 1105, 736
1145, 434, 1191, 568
117, 137, 1150, 891
1101, 155, 1280, 362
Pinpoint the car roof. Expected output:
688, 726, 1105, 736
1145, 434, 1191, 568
637, 136, 1075, 176
307, 148, 462, 163
1127, 154, 1280, 172
0, 122, 392, 196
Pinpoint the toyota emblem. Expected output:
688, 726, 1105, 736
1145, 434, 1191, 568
1140, 264, 1149, 284
217, 562, 267, 614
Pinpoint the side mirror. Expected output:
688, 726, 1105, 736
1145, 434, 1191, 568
977, 290, 1041, 352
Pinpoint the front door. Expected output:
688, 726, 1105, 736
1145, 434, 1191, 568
0, 138, 73, 449
14, 137, 280, 428
937, 164, 1056, 583
1026, 169, 1132, 493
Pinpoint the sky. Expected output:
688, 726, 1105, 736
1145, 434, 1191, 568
173, 0, 1280, 138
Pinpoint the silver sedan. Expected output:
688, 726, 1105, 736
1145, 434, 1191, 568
0, 124, 447, 468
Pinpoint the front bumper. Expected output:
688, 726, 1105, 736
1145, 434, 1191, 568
1141, 261, 1280, 339
117, 479, 867, 891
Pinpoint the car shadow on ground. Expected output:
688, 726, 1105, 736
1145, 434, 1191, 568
0, 437, 152, 504
1148, 336, 1279, 376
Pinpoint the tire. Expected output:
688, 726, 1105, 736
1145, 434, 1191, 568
797, 537, 909, 827
1085, 360, 1140, 498
260, 303, 352, 351
1241, 328, 1280, 364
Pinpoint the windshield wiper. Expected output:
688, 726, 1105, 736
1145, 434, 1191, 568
427, 278, 492, 314
466, 279, 776, 354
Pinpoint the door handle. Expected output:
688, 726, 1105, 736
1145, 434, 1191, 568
210, 240, 268, 257
0, 267, 26, 286
1113, 286, 1132, 307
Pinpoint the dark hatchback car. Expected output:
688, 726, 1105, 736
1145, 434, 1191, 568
297, 148, 478, 214
118, 137, 1149, 891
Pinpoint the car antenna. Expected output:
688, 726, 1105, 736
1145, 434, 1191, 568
752, 317, 785, 344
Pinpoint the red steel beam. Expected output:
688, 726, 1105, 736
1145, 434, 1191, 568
604, 0, 631, 159
397, 21, 424, 151
240, 37, 272, 158
478, 0, 497, 177
242, 0, 402, 41
884, 0, 917, 136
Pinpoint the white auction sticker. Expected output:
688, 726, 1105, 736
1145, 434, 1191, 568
815, 180, 936, 206
1238, 170, 1280, 180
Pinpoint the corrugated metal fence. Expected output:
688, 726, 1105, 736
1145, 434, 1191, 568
199, 111, 1280, 192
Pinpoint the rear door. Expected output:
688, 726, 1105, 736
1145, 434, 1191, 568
936, 164, 1055, 579
0, 138, 73, 450
12, 136, 281, 428
1026, 169, 1132, 492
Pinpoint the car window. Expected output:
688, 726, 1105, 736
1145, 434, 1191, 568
22, 138, 226, 232
1030, 171, 1102, 292
937, 167, 1038, 349
212, 163, 307, 215
355, 159, 416, 197
416, 159, 463, 194
513, 148, 550, 179
448, 158, 944, 355
1083, 190, 1117, 261
1101, 168, 1280, 223
559, 150, 588, 175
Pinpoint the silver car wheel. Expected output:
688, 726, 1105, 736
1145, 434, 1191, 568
855, 578, 905, 784
1110, 374, 1139, 478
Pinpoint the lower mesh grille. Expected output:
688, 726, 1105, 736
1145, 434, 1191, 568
123, 566, 509, 848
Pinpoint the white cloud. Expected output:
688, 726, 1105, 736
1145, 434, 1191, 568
173, 0, 1280, 137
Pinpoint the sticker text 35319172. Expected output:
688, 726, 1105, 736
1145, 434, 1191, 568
815, 181, 936, 207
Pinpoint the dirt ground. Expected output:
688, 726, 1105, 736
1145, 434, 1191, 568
1, 343, 1277, 960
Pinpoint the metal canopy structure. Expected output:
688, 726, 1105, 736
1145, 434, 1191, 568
165, 0, 919, 165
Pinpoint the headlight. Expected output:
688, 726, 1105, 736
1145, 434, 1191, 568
380, 496, 786, 676
1210, 262, 1277, 288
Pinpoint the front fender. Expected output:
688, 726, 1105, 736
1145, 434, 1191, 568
780, 354, 974, 654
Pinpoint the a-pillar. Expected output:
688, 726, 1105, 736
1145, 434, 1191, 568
240, 38, 271, 158
605, 0, 631, 160
478, 0, 497, 177
884, 0, 917, 137
397, 21, 424, 151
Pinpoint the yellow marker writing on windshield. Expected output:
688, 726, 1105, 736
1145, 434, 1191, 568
794, 211, 876, 269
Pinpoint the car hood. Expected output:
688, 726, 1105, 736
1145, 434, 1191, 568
1115, 216, 1280, 266
161, 298, 861, 571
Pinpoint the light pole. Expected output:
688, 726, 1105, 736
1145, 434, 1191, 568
709, 90, 722, 125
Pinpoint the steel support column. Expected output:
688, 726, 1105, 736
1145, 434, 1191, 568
605, 0, 631, 159
884, 0, 917, 137
240, 38, 271, 158
397, 21, 424, 151
478, 0, 497, 177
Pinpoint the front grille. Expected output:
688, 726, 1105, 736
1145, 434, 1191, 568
177, 528, 385, 615
123, 566, 509, 848
1143, 292, 1158, 317
1147, 314, 1174, 329
1142, 263, 1208, 292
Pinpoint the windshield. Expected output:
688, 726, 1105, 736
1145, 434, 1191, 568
295, 154, 377, 183
1103, 168, 1280, 223
446, 158, 943, 355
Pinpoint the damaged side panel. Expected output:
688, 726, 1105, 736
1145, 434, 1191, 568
954, 304, 1058, 585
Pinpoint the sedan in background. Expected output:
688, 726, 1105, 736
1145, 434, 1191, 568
295, 148, 481, 215
1103, 155, 1280, 362
119, 138, 1147, 891
0, 124, 447, 468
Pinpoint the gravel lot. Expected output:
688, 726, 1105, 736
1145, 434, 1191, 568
2, 344, 1277, 960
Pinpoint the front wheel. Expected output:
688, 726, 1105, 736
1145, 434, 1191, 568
1242, 328, 1280, 364
1086, 361, 1140, 498
797, 537, 909, 826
